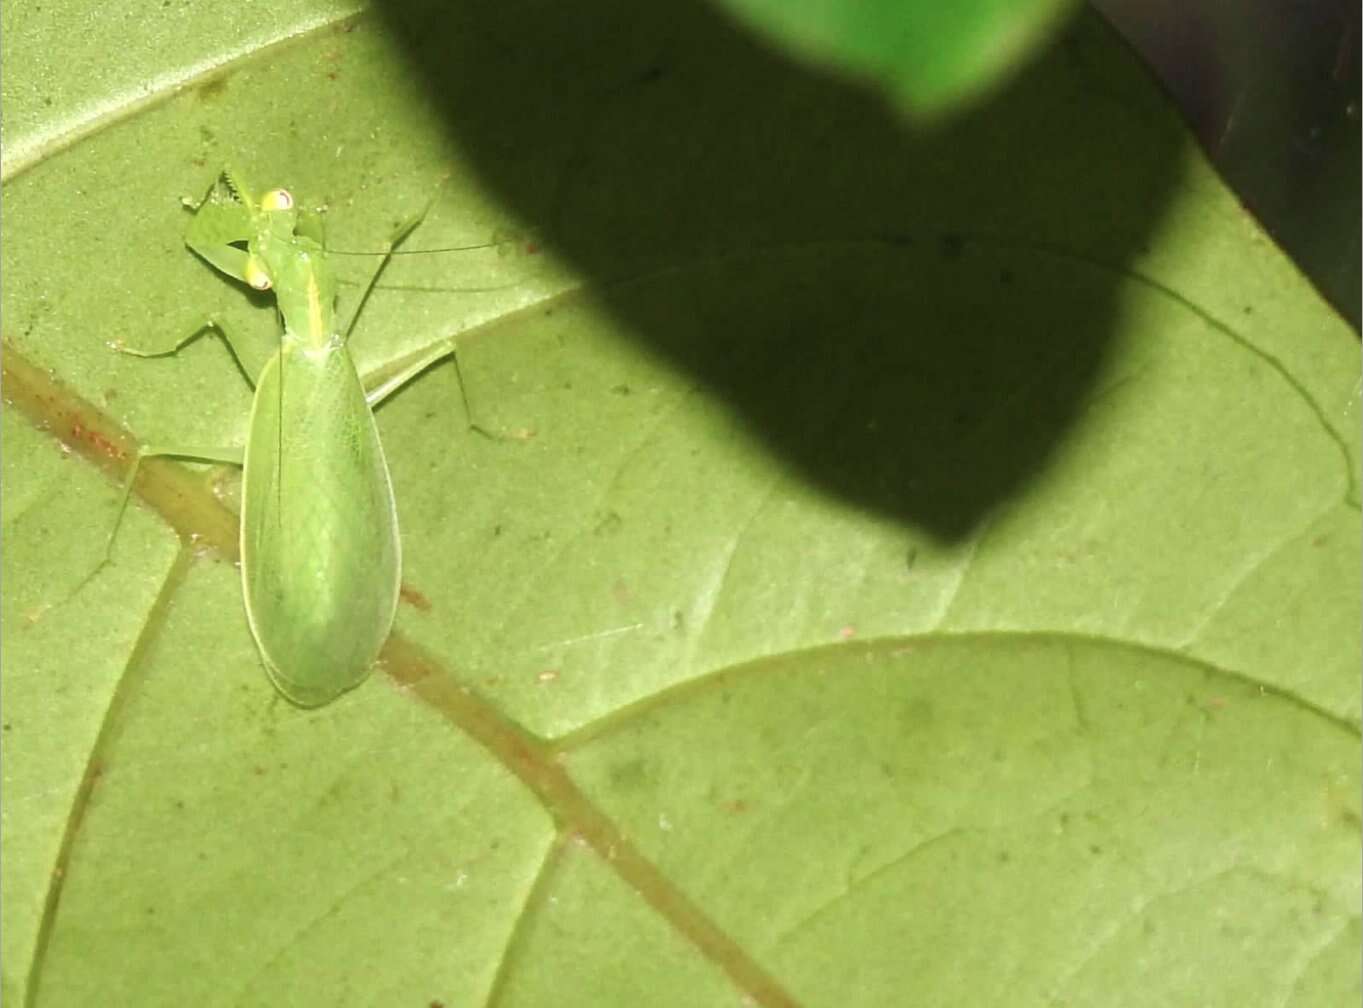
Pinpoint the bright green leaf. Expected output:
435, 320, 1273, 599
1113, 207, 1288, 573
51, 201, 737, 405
709, 0, 1080, 117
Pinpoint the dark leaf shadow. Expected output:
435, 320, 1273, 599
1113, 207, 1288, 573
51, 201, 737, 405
370, 0, 1184, 541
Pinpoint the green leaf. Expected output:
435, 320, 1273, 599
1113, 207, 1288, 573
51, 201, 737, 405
708, 0, 1081, 117
3, 1, 1358, 1005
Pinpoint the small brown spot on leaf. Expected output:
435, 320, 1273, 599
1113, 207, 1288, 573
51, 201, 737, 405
400, 584, 433, 612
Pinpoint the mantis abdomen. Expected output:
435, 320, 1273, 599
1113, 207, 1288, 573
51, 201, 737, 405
241, 342, 401, 707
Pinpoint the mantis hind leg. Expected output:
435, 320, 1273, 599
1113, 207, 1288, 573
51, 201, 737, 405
363, 338, 531, 442
363, 339, 457, 410
103, 444, 245, 565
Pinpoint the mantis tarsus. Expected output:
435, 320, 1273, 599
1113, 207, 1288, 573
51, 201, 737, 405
110, 168, 491, 707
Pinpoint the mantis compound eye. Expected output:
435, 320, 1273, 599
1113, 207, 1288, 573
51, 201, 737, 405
261, 188, 294, 211
245, 258, 272, 291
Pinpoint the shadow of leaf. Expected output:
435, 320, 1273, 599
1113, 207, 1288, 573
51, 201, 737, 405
370, 0, 1184, 540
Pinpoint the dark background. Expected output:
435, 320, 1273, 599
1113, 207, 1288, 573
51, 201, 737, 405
1097, 0, 1360, 328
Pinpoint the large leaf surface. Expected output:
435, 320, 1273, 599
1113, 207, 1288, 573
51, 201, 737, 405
3, 1, 1359, 1005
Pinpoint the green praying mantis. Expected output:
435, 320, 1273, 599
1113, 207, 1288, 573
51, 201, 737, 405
109, 168, 497, 707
